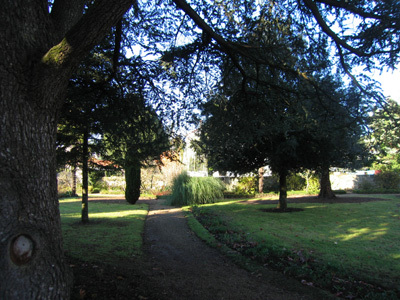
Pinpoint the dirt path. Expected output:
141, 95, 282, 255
140, 198, 332, 300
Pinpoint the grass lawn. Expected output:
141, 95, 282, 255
189, 194, 400, 298
60, 198, 148, 264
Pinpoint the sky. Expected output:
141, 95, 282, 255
373, 68, 400, 103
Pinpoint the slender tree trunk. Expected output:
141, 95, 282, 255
258, 167, 264, 194
318, 167, 336, 199
277, 170, 288, 210
301, 170, 312, 194
81, 129, 89, 223
72, 164, 78, 196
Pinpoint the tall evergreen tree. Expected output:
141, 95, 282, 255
57, 38, 117, 222
102, 94, 170, 204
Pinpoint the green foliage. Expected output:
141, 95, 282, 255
306, 176, 320, 194
286, 173, 306, 191
91, 187, 101, 194
89, 170, 105, 186
353, 188, 400, 194
263, 173, 319, 194
374, 171, 400, 190
170, 172, 225, 206
370, 99, 400, 172
356, 177, 375, 192
235, 176, 257, 195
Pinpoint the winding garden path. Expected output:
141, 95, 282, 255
140, 198, 332, 299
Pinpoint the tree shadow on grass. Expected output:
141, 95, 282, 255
260, 207, 304, 213
70, 219, 130, 227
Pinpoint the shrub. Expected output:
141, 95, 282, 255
353, 188, 400, 194
305, 176, 320, 194
91, 187, 101, 194
235, 176, 257, 195
287, 173, 306, 191
374, 171, 400, 190
170, 172, 225, 206
263, 175, 280, 192
357, 177, 375, 191
333, 190, 347, 194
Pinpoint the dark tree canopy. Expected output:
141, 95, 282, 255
197, 66, 370, 206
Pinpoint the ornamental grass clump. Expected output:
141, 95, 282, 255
170, 172, 225, 206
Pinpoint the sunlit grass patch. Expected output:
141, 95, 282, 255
190, 195, 400, 298
60, 198, 148, 264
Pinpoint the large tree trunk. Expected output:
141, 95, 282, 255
277, 170, 288, 210
0, 2, 133, 298
0, 60, 73, 298
318, 167, 336, 199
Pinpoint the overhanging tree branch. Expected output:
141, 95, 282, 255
44, 0, 134, 73
302, 0, 369, 57
315, 0, 384, 20
172, 0, 247, 77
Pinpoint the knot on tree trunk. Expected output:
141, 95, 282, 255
10, 234, 34, 265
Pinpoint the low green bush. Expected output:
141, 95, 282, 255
353, 188, 400, 194
374, 171, 400, 189
91, 187, 101, 194
170, 172, 225, 206
333, 189, 347, 194
235, 176, 257, 195
287, 173, 306, 191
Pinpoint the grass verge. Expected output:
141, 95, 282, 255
187, 195, 400, 299
60, 198, 148, 264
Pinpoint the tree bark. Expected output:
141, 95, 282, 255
0, 1, 133, 298
0, 56, 73, 299
72, 164, 78, 196
81, 129, 89, 223
277, 170, 288, 210
258, 167, 264, 194
318, 167, 336, 198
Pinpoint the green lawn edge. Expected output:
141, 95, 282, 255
183, 195, 400, 299
60, 197, 149, 265
183, 205, 336, 299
